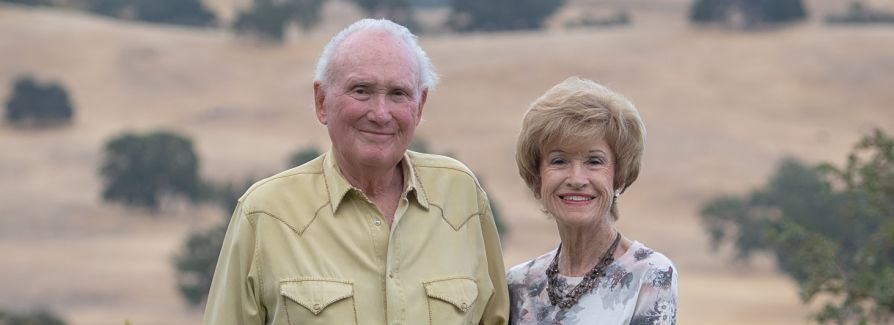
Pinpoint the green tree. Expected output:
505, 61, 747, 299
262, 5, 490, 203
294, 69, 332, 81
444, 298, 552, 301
173, 146, 319, 306
0, 308, 66, 325
288, 147, 321, 167
100, 130, 203, 212
689, 0, 807, 29
826, 1, 894, 25
87, 0, 216, 27
5, 76, 74, 127
233, 0, 324, 41
0, 0, 50, 6
346, 0, 421, 33
447, 0, 565, 32
173, 215, 229, 306
702, 129, 894, 324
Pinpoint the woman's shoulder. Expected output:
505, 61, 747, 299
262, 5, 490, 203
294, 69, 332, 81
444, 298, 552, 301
623, 241, 674, 266
506, 249, 557, 285
616, 241, 678, 291
618, 241, 677, 277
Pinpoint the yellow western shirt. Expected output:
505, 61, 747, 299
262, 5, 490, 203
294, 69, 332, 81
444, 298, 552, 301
203, 151, 509, 325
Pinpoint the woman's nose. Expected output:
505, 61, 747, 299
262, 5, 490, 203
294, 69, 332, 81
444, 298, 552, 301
566, 163, 587, 187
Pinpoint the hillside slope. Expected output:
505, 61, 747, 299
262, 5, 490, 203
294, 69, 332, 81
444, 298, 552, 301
1, 2, 893, 324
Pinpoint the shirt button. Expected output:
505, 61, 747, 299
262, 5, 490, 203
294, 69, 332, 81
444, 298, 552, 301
312, 303, 321, 312
461, 302, 469, 311
389, 273, 395, 278
373, 219, 382, 226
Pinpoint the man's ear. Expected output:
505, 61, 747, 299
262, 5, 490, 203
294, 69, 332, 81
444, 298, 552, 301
313, 81, 327, 124
415, 89, 427, 125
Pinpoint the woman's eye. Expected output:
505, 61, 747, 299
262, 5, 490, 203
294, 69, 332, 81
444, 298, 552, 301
587, 158, 603, 165
549, 157, 567, 165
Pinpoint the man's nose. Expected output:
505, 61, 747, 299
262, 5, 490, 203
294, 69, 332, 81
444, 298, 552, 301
367, 94, 392, 124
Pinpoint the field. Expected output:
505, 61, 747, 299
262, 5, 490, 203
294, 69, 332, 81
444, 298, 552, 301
1, 0, 893, 324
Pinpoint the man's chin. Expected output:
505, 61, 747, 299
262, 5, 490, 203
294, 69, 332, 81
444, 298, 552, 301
346, 147, 406, 167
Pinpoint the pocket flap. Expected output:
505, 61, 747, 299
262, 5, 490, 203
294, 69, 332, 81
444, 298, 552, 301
280, 279, 353, 315
423, 277, 478, 312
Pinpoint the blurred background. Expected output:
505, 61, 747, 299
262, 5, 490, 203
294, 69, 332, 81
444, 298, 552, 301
1, 0, 893, 324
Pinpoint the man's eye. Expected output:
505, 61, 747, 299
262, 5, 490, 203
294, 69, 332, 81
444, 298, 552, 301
349, 87, 371, 99
390, 90, 410, 102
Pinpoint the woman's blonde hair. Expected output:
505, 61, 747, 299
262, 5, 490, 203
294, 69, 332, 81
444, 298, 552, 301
515, 77, 646, 220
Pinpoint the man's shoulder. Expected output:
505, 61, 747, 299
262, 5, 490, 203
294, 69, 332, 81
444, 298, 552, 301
408, 151, 478, 182
239, 154, 328, 208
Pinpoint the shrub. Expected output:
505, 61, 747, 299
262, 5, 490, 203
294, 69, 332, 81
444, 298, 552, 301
826, 1, 894, 25
233, 0, 324, 41
702, 129, 894, 323
287, 147, 322, 168
346, 0, 421, 33
564, 10, 631, 29
446, 0, 565, 32
0, 308, 66, 325
87, 0, 216, 27
173, 145, 322, 306
0, 0, 50, 6
99, 130, 202, 212
5, 76, 74, 127
689, 0, 807, 29
173, 216, 229, 306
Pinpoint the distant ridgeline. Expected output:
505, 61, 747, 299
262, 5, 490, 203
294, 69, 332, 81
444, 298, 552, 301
0, 0, 568, 41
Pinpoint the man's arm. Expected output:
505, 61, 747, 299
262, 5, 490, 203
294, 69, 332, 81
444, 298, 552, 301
202, 202, 265, 324
478, 190, 510, 325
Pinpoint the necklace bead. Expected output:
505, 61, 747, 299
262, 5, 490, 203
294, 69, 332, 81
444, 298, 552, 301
546, 232, 621, 309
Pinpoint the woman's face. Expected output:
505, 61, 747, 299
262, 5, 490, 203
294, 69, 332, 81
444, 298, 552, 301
538, 137, 616, 227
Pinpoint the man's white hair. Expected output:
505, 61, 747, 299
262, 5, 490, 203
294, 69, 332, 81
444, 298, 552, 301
314, 18, 439, 91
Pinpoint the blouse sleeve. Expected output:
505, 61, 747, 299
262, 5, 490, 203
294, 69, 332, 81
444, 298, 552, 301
629, 261, 678, 325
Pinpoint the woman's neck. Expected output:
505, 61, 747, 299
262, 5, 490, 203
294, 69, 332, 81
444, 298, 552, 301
556, 219, 621, 276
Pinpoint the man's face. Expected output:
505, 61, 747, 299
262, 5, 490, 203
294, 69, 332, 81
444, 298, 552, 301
315, 30, 426, 171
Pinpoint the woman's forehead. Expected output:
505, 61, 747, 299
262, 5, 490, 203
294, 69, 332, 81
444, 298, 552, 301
542, 134, 612, 155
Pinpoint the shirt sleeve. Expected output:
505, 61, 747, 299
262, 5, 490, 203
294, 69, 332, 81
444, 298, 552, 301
202, 201, 265, 325
630, 261, 678, 325
478, 190, 510, 325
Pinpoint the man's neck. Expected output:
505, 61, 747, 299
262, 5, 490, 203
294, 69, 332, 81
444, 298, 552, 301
336, 156, 405, 224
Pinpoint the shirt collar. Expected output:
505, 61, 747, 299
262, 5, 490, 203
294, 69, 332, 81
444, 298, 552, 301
323, 150, 430, 214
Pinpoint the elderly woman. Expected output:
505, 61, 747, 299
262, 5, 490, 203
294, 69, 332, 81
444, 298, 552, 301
507, 77, 677, 324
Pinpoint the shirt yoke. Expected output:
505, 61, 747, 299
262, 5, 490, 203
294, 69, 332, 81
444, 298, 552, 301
237, 154, 329, 236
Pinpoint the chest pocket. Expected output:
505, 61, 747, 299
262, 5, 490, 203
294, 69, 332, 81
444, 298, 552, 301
280, 279, 357, 325
424, 277, 479, 325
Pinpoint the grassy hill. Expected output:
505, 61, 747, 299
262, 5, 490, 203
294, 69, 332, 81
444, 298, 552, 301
1, 1, 892, 324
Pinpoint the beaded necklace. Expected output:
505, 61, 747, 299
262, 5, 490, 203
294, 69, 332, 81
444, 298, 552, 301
546, 232, 621, 309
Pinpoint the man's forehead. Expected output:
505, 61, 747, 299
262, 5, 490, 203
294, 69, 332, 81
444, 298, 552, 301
328, 30, 420, 87
334, 29, 415, 64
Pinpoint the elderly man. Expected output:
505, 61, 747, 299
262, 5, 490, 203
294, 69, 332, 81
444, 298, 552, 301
203, 19, 509, 325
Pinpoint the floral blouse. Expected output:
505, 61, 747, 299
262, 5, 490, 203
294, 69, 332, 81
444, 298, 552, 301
506, 241, 678, 325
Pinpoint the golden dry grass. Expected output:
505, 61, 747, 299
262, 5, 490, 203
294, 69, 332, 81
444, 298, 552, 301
1, 1, 893, 324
